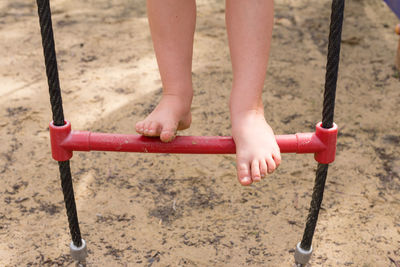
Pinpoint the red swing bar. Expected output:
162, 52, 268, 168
49, 120, 338, 164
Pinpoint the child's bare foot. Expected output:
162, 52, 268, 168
135, 94, 192, 142
231, 109, 281, 186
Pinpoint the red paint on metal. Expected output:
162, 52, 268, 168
314, 122, 338, 164
49, 121, 337, 163
49, 121, 73, 161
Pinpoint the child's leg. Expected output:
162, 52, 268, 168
226, 0, 281, 186
136, 0, 196, 142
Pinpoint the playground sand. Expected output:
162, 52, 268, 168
1, 0, 400, 266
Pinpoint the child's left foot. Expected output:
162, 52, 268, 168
231, 109, 281, 186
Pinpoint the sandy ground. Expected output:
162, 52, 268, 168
1, 0, 400, 266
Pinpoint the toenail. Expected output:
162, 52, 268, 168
261, 174, 266, 178
242, 177, 251, 183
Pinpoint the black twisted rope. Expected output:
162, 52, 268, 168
59, 161, 83, 246
36, 0, 83, 247
300, 163, 328, 250
300, 0, 344, 252
321, 0, 345, 130
36, 0, 64, 126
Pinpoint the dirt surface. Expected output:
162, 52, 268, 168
1, 0, 400, 266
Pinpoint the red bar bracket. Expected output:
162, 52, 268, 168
314, 122, 338, 164
49, 121, 337, 164
49, 121, 73, 161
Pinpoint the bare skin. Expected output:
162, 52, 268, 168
135, 94, 192, 142
226, 0, 281, 185
137, 0, 281, 185
136, 0, 195, 142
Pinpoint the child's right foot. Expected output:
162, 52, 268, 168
135, 94, 192, 142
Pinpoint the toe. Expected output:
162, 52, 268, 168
251, 159, 261, 182
142, 121, 152, 136
135, 121, 145, 134
237, 160, 252, 186
259, 159, 268, 178
147, 121, 161, 136
273, 150, 281, 168
160, 123, 177, 142
160, 131, 175, 142
266, 156, 277, 174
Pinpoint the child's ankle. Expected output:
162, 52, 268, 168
161, 92, 193, 108
229, 104, 264, 118
229, 95, 264, 117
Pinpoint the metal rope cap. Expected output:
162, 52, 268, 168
294, 242, 312, 265
70, 239, 87, 262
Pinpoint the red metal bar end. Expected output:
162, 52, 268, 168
314, 122, 338, 164
49, 121, 73, 161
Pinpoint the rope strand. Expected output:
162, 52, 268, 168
300, 163, 329, 250
36, 0, 64, 126
300, 0, 344, 252
36, 0, 82, 247
59, 161, 82, 247
322, 0, 345, 129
